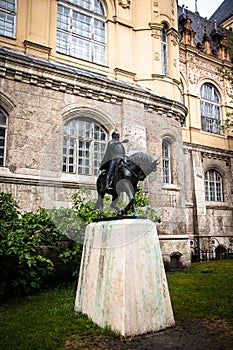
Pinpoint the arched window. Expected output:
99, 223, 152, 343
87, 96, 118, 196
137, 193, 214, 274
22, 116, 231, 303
63, 118, 108, 175
200, 83, 221, 134
162, 140, 171, 183
161, 25, 168, 76
0, 0, 17, 38
205, 169, 223, 201
56, 0, 106, 65
0, 106, 8, 167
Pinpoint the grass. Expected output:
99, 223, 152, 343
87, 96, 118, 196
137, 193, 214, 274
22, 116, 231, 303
167, 260, 233, 323
0, 260, 233, 350
0, 284, 117, 350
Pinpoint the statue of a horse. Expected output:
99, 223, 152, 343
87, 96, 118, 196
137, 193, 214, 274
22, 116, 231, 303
94, 152, 158, 218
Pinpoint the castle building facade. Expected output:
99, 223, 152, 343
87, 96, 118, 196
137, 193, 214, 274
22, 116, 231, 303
0, 0, 232, 269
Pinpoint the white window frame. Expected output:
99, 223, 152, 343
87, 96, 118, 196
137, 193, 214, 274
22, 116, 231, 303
162, 140, 171, 184
205, 169, 223, 202
161, 26, 168, 76
200, 83, 221, 135
56, 0, 106, 65
63, 118, 108, 176
0, 106, 8, 167
0, 0, 17, 38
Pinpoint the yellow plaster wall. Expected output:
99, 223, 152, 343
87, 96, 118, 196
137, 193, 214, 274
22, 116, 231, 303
180, 46, 233, 151
0, 0, 180, 101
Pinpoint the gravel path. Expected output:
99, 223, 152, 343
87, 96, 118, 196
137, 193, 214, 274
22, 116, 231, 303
65, 319, 233, 350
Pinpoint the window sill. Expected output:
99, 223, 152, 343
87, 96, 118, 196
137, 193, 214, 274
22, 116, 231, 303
206, 202, 231, 210
61, 173, 97, 187
162, 184, 180, 191
200, 129, 224, 137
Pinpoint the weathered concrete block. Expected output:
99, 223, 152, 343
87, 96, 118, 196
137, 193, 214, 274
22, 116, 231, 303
74, 218, 175, 336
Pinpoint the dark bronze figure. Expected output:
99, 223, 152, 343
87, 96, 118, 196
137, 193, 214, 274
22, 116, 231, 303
99, 131, 129, 190
94, 148, 158, 218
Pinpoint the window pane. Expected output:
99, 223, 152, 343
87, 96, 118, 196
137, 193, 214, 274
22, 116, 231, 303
0, 107, 7, 166
71, 37, 90, 60
93, 43, 105, 64
78, 120, 91, 138
94, 124, 106, 141
0, 11, 14, 37
93, 142, 105, 175
0, 113, 6, 125
161, 28, 168, 76
73, 11, 91, 37
205, 170, 223, 202
200, 84, 221, 135
56, 32, 69, 54
63, 137, 76, 173
78, 140, 90, 175
0, 0, 15, 12
162, 141, 171, 184
75, 0, 91, 11
94, 0, 105, 15
57, 5, 69, 31
94, 19, 105, 43
63, 118, 107, 175
56, 1, 106, 64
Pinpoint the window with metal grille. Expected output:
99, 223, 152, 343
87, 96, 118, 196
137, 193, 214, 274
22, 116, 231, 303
200, 83, 221, 135
63, 118, 107, 175
205, 169, 223, 202
0, 0, 16, 38
0, 106, 7, 167
162, 141, 171, 183
161, 26, 168, 76
57, 0, 106, 65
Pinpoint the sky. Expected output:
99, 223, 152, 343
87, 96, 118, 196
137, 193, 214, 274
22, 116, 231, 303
177, 0, 224, 19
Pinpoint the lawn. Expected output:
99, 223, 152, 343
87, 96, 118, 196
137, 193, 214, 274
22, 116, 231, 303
167, 260, 233, 322
0, 260, 232, 350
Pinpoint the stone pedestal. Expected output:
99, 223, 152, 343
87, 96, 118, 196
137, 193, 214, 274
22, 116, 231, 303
74, 218, 175, 336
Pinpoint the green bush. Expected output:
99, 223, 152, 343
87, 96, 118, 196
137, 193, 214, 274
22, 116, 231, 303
0, 193, 82, 299
72, 186, 161, 223
0, 187, 160, 298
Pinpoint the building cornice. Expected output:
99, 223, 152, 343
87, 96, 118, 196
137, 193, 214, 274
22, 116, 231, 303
179, 44, 233, 69
183, 142, 233, 160
0, 47, 187, 125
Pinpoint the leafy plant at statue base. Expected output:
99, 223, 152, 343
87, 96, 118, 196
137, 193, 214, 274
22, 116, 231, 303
134, 185, 161, 222
72, 187, 161, 223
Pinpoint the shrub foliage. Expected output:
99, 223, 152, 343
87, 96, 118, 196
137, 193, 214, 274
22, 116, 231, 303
0, 187, 160, 298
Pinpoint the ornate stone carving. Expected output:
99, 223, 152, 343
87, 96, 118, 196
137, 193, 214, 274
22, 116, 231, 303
118, 0, 130, 9
154, 52, 160, 61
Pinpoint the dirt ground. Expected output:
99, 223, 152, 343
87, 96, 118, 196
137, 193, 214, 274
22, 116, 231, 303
65, 318, 233, 350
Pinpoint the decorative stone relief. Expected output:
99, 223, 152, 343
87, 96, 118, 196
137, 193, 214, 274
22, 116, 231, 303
152, 1, 159, 21
226, 85, 233, 102
154, 52, 160, 61
150, 23, 163, 39
171, 0, 175, 24
118, 0, 130, 9
187, 54, 197, 84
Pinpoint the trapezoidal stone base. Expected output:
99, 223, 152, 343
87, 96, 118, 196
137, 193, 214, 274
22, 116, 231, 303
74, 218, 175, 336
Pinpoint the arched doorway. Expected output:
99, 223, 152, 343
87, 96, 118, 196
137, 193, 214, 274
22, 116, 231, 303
215, 245, 227, 260
170, 253, 182, 271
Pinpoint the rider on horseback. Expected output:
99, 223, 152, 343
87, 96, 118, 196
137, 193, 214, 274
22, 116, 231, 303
99, 131, 129, 190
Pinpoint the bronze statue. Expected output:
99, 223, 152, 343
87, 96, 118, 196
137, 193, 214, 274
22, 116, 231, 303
99, 131, 129, 190
95, 136, 158, 218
